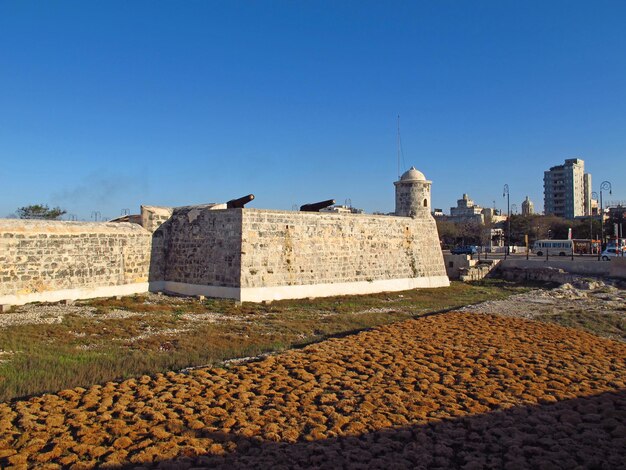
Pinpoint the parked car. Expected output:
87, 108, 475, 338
451, 245, 478, 255
601, 248, 621, 261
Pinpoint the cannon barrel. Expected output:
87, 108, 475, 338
300, 199, 335, 212
226, 194, 255, 209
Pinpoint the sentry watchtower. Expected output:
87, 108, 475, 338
394, 166, 432, 217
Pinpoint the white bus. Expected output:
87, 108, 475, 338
532, 239, 573, 257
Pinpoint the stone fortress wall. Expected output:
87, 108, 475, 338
149, 206, 244, 299
238, 209, 447, 301
0, 167, 450, 305
148, 208, 449, 302
0, 219, 152, 305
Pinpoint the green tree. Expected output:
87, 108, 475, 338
16, 204, 67, 220
606, 206, 626, 240
508, 214, 533, 245
436, 219, 483, 247
570, 217, 602, 240
506, 214, 597, 245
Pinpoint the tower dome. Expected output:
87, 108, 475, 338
521, 196, 534, 216
400, 166, 426, 182
394, 166, 432, 217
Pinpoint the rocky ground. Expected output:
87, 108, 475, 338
0, 294, 245, 329
0, 311, 625, 469
459, 278, 626, 342
2, 280, 624, 342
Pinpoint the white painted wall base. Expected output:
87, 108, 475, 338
1, 276, 451, 306
0, 283, 150, 306
152, 276, 451, 303
241, 276, 451, 302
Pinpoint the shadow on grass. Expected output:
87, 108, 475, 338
119, 389, 626, 469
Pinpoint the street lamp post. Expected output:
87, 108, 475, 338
591, 191, 598, 252
503, 184, 510, 258
599, 181, 612, 259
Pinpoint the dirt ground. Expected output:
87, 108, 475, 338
0, 310, 625, 469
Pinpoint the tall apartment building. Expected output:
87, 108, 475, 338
543, 158, 592, 219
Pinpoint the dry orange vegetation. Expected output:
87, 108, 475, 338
1, 312, 625, 469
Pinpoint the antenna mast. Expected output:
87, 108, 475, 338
397, 115, 401, 178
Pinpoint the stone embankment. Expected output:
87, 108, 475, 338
0, 312, 625, 469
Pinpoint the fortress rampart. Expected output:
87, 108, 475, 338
239, 209, 447, 300
0, 167, 450, 305
150, 208, 449, 302
0, 208, 449, 305
0, 220, 152, 305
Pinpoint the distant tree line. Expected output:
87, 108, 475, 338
507, 214, 602, 244
436, 219, 484, 248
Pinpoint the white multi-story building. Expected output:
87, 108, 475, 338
544, 158, 592, 219
320, 204, 364, 214
450, 194, 483, 221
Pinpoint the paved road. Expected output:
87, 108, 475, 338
444, 251, 619, 262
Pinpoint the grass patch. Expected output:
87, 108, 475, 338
0, 280, 531, 401
534, 309, 626, 342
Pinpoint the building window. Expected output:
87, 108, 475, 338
423, 199, 428, 207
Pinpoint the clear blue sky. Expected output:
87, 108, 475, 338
1, 0, 625, 220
